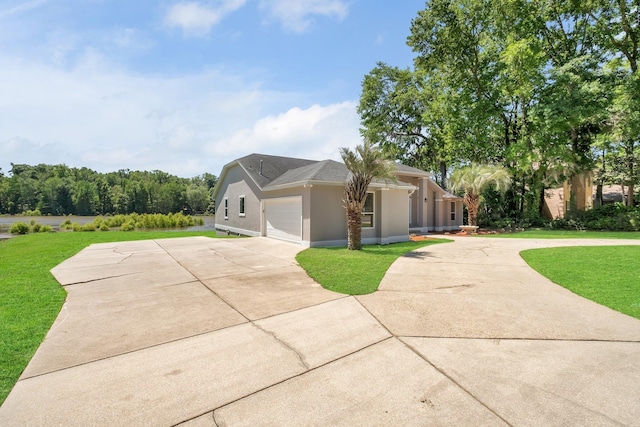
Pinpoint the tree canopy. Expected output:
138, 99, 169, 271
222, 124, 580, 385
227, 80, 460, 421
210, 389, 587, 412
0, 163, 216, 216
359, 0, 639, 224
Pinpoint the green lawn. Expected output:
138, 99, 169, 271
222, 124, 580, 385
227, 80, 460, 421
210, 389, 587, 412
521, 246, 640, 320
296, 239, 450, 295
0, 230, 223, 405
490, 230, 640, 239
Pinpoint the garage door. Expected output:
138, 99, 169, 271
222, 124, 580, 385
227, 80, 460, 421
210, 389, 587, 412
264, 196, 302, 243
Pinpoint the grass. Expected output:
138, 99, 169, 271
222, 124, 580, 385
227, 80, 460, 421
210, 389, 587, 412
488, 230, 640, 239
0, 230, 223, 405
521, 246, 640, 320
296, 239, 450, 295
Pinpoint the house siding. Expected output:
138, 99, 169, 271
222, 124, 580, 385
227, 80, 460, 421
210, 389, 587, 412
214, 165, 262, 235
308, 185, 346, 244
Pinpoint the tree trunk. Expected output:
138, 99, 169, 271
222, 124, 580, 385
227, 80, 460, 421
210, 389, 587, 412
346, 207, 362, 250
629, 183, 635, 207
595, 184, 603, 207
465, 191, 480, 226
439, 161, 447, 189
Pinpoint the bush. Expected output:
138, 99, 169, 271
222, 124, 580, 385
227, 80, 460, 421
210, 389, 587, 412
39, 225, 52, 233
82, 223, 96, 232
120, 222, 135, 231
24, 209, 42, 216
10, 222, 30, 235
550, 203, 640, 231
99, 223, 110, 231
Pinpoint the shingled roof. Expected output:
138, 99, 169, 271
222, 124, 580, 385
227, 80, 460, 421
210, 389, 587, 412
215, 153, 424, 195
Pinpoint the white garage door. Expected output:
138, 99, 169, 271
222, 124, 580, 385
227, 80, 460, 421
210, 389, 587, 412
264, 196, 302, 243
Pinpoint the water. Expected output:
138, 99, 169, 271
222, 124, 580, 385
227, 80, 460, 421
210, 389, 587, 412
0, 215, 216, 240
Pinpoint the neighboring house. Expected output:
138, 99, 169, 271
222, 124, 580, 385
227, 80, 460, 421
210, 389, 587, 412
543, 184, 627, 220
213, 153, 463, 247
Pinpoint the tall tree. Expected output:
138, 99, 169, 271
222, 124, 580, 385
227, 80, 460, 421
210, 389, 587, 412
340, 141, 396, 250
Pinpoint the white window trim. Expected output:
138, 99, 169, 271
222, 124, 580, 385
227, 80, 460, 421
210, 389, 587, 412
239, 195, 246, 217
362, 192, 375, 228
223, 197, 229, 220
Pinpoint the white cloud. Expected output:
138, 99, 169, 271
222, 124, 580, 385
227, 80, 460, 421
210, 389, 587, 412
208, 102, 361, 161
260, 0, 349, 32
0, 0, 48, 19
0, 52, 359, 177
164, 0, 247, 36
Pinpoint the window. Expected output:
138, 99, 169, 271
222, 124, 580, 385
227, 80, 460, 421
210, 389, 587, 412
450, 202, 456, 221
223, 198, 229, 220
239, 195, 245, 217
361, 192, 374, 228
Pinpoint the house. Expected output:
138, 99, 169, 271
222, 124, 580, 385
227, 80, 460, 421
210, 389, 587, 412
212, 153, 463, 247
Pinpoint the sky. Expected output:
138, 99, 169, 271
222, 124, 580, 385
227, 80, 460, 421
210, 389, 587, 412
0, 0, 426, 178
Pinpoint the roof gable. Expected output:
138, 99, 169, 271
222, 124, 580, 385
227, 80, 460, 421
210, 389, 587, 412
237, 153, 318, 188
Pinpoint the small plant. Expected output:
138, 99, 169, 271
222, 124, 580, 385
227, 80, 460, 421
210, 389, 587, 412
9, 222, 30, 235
82, 223, 96, 232
120, 222, 135, 231
99, 223, 110, 231
24, 209, 42, 216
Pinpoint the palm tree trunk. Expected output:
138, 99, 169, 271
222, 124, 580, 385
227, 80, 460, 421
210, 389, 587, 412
465, 192, 480, 226
346, 208, 362, 250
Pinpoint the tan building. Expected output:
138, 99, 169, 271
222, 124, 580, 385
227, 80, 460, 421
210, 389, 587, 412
213, 154, 463, 247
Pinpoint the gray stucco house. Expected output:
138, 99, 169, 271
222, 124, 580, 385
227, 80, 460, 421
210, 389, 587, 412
213, 153, 463, 247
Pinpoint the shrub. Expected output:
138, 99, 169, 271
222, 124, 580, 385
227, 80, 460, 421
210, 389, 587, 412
99, 223, 110, 231
82, 223, 96, 232
39, 225, 53, 233
24, 209, 42, 216
550, 203, 640, 231
10, 222, 30, 235
120, 222, 135, 231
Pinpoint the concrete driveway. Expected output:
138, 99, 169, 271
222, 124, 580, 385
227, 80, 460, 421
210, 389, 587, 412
1, 236, 640, 426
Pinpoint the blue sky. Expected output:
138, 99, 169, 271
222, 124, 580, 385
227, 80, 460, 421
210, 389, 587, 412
0, 0, 426, 177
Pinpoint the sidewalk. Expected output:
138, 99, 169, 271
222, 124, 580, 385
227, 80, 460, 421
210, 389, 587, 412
1, 236, 639, 426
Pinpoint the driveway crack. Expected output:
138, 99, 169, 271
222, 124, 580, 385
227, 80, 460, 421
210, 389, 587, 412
252, 323, 310, 370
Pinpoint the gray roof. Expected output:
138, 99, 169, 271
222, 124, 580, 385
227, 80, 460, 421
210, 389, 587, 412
266, 159, 349, 188
223, 153, 430, 192
394, 163, 432, 177
236, 153, 317, 188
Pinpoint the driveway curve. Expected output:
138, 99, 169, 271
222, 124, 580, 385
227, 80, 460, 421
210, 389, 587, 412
1, 236, 639, 426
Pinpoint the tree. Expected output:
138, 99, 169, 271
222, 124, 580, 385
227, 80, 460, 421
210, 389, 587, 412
449, 164, 511, 226
340, 141, 396, 250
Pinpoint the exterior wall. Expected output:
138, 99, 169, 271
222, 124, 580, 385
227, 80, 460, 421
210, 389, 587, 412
444, 199, 463, 230
214, 165, 263, 236
307, 185, 347, 246
307, 186, 410, 247
376, 188, 411, 244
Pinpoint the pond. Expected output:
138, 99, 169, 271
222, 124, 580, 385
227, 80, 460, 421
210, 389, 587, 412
0, 215, 216, 240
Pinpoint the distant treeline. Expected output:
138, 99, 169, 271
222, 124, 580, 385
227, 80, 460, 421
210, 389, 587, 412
0, 163, 217, 216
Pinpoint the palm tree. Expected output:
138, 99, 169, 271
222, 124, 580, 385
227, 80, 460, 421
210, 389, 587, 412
340, 141, 396, 250
448, 164, 511, 227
